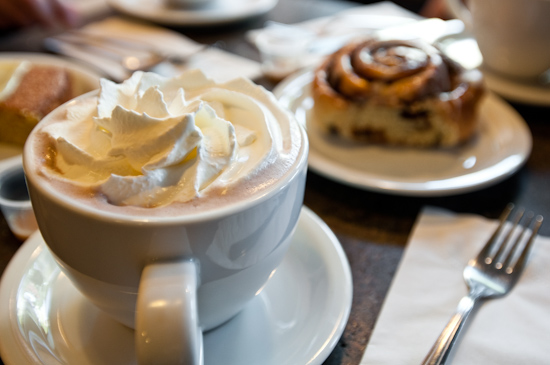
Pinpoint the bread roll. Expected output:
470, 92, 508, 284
0, 62, 73, 146
311, 39, 484, 147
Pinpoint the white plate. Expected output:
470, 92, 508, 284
435, 32, 550, 106
0, 207, 352, 365
274, 69, 532, 196
0, 53, 102, 160
107, 0, 278, 26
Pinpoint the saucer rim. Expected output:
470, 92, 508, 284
106, 0, 279, 26
482, 67, 550, 107
0, 206, 352, 365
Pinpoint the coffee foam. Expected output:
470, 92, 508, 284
26, 70, 305, 217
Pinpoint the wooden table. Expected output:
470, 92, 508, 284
1, 0, 549, 363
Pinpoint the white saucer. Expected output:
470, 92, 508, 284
107, 0, 279, 26
0, 207, 352, 365
435, 32, 550, 106
274, 69, 532, 197
482, 68, 550, 107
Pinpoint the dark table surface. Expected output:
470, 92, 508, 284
1, 0, 549, 364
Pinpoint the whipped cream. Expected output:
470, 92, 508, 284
39, 70, 301, 208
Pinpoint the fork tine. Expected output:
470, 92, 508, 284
492, 207, 525, 265
497, 211, 534, 270
493, 208, 525, 269
477, 203, 514, 264
505, 214, 543, 274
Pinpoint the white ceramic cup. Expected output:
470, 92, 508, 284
23, 94, 308, 364
445, 0, 550, 81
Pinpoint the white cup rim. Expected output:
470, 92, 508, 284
23, 93, 309, 225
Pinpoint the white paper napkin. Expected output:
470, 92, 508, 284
248, 1, 421, 46
50, 17, 262, 82
246, 2, 420, 80
361, 207, 550, 365
246, 2, 465, 79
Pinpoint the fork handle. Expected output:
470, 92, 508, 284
421, 294, 479, 365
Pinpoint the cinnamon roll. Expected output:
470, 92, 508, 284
311, 39, 485, 147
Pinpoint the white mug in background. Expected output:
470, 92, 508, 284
23, 80, 308, 364
445, 0, 550, 81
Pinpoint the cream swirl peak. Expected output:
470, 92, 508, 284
38, 70, 300, 208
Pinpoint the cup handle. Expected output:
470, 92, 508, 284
136, 260, 203, 365
444, 0, 473, 29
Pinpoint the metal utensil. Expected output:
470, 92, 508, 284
422, 203, 543, 365
44, 31, 210, 80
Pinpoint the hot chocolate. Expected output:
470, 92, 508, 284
26, 70, 304, 217
23, 70, 308, 365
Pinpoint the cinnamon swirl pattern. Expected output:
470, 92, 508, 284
311, 39, 485, 147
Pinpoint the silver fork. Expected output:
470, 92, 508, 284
422, 203, 543, 365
